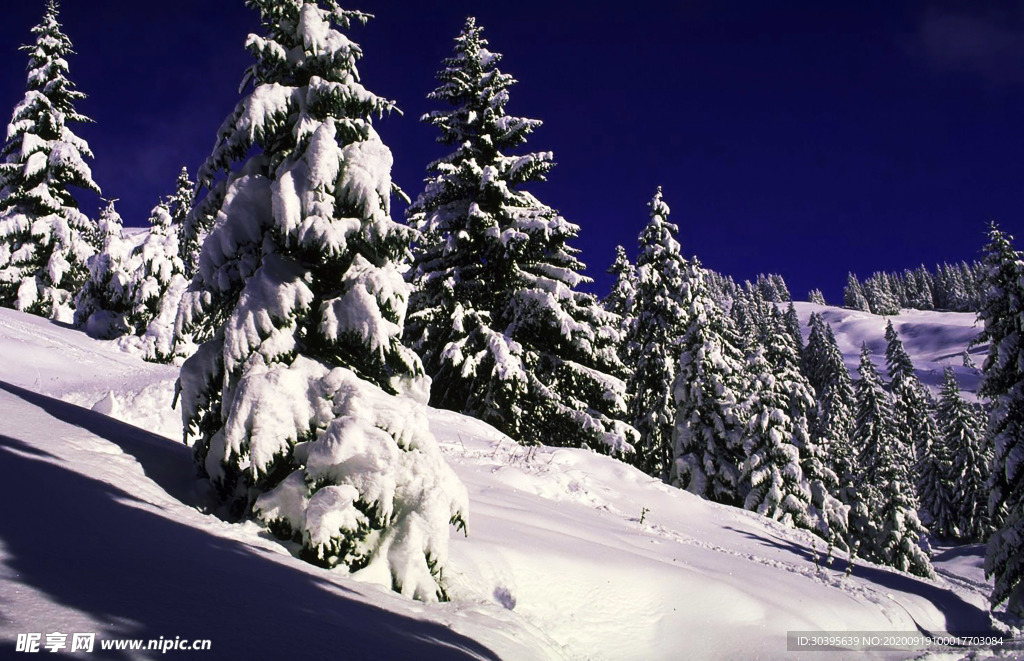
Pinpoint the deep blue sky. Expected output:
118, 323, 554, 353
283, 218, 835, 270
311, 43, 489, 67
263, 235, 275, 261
2, 1, 1022, 303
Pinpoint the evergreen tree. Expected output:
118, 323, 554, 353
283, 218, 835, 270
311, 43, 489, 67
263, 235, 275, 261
843, 273, 870, 312
168, 166, 195, 227
782, 301, 803, 354
978, 224, 1024, 615
0, 0, 100, 321
740, 346, 814, 530
808, 288, 826, 306
771, 273, 791, 302
73, 200, 131, 338
742, 308, 847, 547
935, 367, 989, 541
604, 245, 637, 319
671, 259, 749, 506
864, 273, 900, 315
625, 188, 688, 477
728, 286, 757, 352
128, 199, 189, 362
803, 314, 856, 500
175, 0, 467, 601
404, 17, 634, 453
883, 321, 938, 497
852, 345, 933, 578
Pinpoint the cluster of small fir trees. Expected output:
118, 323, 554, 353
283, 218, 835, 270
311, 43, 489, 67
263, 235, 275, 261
842, 263, 983, 315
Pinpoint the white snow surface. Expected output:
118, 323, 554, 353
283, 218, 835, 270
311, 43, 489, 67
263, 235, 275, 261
0, 304, 1012, 660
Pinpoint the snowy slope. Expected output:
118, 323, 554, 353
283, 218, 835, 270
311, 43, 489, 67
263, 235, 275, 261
0, 305, 1010, 660
794, 302, 983, 398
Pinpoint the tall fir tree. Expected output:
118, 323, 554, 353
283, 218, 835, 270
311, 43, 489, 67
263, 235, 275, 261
625, 188, 688, 477
935, 367, 989, 541
603, 244, 637, 320
883, 321, 937, 498
851, 345, 933, 578
175, 0, 467, 601
404, 17, 634, 453
742, 308, 847, 547
803, 314, 856, 503
671, 258, 749, 507
73, 200, 131, 338
978, 224, 1024, 615
0, 0, 100, 321
843, 273, 870, 312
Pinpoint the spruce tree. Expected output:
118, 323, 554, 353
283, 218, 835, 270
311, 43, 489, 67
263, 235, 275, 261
742, 308, 847, 547
782, 301, 803, 354
935, 367, 989, 541
128, 199, 189, 362
73, 200, 131, 338
175, 0, 467, 601
808, 288, 827, 306
604, 244, 637, 319
883, 321, 938, 498
404, 17, 634, 453
625, 188, 688, 477
843, 273, 870, 312
0, 0, 100, 321
852, 345, 933, 578
803, 314, 856, 501
671, 259, 749, 506
978, 224, 1024, 615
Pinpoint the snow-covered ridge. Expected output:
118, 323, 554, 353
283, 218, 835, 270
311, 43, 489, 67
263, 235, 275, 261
0, 305, 1006, 660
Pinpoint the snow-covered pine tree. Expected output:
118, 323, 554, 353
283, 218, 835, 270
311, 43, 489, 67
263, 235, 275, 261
128, 199, 189, 362
0, 0, 100, 321
883, 321, 937, 495
742, 307, 847, 547
73, 200, 132, 338
755, 273, 781, 303
728, 286, 757, 352
803, 313, 856, 502
603, 244, 638, 368
175, 0, 468, 601
167, 166, 194, 227
782, 301, 803, 354
911, 265, 935, 310
935, 367, 989, 541
671, 258, 749, 506
852, 344, 933, 578
978, 223, 1024, 615
604, 244, 637, 319
740, 345, 814, 530
864, 273, 900, 315
808, 288, 826, 306
843, 273, 870, 312
771, 273, 791, 302
625, 188, 688, 477
404, 17, 634, 454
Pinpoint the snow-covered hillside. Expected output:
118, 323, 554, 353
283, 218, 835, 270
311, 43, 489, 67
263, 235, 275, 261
0, 305, 1014, 660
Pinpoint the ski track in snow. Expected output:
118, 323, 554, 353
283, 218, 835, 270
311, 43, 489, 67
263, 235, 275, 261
0, 305, 1017, 661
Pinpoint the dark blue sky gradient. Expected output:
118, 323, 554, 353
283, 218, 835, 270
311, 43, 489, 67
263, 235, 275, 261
2, 1, 1022, 303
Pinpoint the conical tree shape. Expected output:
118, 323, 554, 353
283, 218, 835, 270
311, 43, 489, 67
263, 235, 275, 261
0, 0, 100, 321
852, 345, 932, 578
671, 259, 749, 506
625, 188, 689, 477
978, 223, 1024, 615
175, 0, 467, 601
405, 17, 634, 453
73, 200, 131, 338
934, 367, 989, 541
